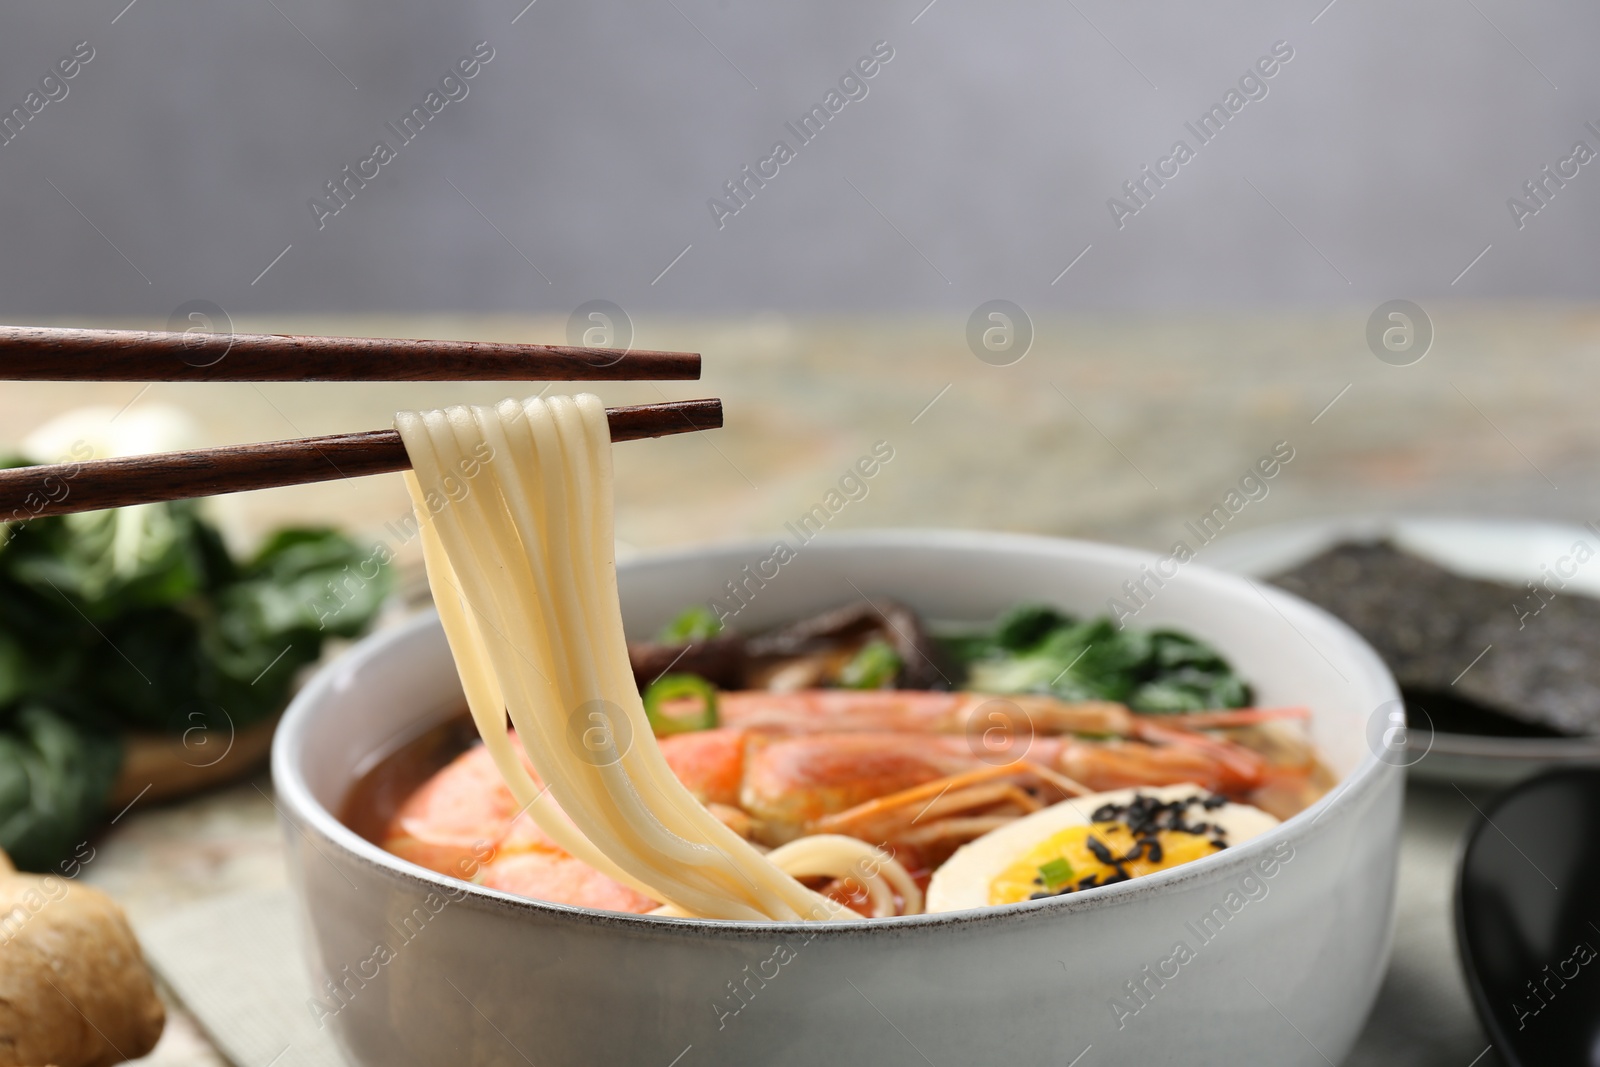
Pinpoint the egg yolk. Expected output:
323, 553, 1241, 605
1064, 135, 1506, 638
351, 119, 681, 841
988, 822, 1220, 905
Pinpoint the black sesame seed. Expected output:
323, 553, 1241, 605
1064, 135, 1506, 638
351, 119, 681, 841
1210, 839, 1227, 849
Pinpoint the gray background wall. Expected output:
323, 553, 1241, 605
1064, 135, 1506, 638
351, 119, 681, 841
0, 0, 1594, 319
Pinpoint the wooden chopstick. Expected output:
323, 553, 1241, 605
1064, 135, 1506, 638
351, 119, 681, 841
0, 399, 721, 521
0, 325, 700, 381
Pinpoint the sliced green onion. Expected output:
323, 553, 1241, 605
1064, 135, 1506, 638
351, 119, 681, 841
642, 673, 719, 735
657, 604, 724, 643
1038, 857, 1075, 891
838, 638, 902, 690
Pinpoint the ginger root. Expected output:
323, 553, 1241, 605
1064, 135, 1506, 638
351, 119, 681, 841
0, 849, 164, 1067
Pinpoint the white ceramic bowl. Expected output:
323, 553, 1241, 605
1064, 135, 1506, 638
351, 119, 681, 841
273, 530, 1402, 1066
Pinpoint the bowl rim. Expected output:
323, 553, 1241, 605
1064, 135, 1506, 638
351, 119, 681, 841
272, 527, 1399, 939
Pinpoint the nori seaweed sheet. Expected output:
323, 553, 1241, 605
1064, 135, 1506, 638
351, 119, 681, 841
1270, 540, 1600, 737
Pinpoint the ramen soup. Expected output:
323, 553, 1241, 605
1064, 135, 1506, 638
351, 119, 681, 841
364, 395, 1333, 920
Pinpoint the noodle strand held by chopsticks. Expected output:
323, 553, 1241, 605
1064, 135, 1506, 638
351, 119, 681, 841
397, 394, 871, 922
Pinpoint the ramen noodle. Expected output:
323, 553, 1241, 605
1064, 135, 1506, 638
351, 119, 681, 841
395, 394, 914, 921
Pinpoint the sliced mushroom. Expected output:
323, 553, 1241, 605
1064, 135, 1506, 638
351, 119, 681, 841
628, 633, 747, 691
630, 599, 948, 693
745, 599, 948, 690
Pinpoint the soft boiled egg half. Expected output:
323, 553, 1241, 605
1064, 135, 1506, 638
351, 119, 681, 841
926, 784, 1279, 912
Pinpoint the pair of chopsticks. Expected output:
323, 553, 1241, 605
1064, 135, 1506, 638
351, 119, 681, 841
0, 325, 721, 520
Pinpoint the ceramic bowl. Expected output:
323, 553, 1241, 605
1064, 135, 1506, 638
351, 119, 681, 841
273, 529, 1402, 1066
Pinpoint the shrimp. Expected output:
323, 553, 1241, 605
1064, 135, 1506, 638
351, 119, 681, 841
701, 690, 1298, 850
383, 691, 1298, 913
384, 743, 658, 914
718, 689, 1136, 738
386, 735, 922, 916
717, 688, 1305, 745
726, 729, 1266, 846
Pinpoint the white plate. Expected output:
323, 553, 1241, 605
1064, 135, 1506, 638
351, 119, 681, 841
1206, 516, 1600, 786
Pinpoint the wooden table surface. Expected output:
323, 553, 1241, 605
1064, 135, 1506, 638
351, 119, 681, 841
14, 306, 1582, 1065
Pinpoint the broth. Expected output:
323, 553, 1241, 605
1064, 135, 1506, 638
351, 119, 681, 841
339, 712, 480, 846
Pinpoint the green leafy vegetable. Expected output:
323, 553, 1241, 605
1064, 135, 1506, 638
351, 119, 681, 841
0, 465, 390, 869
658, 604, 723, 643
837, 638, 903, 690
1037, 856, 1075, 891
642, 673, 719, 735
0, 704, 122, 872
942, 604, 1249, 713
993, 603, 1071, 651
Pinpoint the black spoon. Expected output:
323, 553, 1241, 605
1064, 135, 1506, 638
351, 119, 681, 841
1455, 768, 1600, 1066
